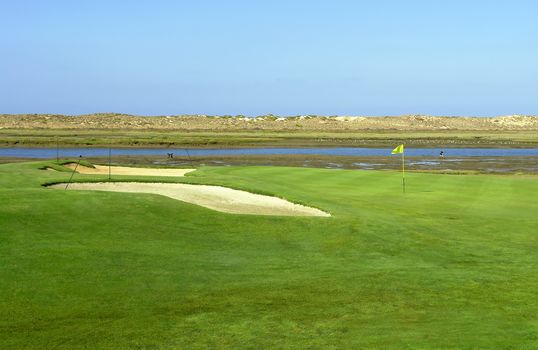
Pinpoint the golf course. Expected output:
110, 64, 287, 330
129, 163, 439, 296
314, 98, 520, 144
1, 161, 537, 349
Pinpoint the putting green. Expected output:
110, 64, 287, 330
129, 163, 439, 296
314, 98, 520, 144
1, 161, 538, 349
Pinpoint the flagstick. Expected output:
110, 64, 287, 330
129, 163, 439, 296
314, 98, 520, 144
65, 155, 82, 190
402, 151, 406, 193
108, 147, 111, 180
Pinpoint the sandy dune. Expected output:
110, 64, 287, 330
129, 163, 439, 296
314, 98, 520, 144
3, 114, 538, 131
49, 182, 330, 217
64, 164, 195, 177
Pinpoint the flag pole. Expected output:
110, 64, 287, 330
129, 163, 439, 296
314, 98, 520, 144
402, 149, 405, 193
108, 147, 111, 180
391, 144, 406, 193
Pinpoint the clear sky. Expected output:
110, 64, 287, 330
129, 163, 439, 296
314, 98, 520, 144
1, 0, 537, 116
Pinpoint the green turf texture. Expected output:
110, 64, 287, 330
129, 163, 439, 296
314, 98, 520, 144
1, 161, 537, 349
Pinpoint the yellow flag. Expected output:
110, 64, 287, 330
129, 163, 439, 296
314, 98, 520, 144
391, 144, 404, 154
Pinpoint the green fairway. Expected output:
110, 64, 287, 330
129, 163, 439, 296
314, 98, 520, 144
1, 162, 538, 349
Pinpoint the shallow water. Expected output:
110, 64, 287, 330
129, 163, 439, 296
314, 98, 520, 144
1, 147, 537, 158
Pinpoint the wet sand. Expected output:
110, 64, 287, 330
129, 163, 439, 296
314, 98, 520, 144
79, 154, 538, 174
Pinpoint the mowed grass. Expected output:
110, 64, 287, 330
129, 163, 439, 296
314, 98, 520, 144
1, 162, 538, 349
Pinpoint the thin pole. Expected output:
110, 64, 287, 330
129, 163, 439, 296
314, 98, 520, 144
56, 137, 59, 164
402, 151, 406, 193
108, 147, 111, 180
185, 148, 193, 167
65, 156, 82, 190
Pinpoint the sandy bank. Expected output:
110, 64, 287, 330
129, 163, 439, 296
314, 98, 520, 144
64, 164, 195, 176
49, 182, 330, 217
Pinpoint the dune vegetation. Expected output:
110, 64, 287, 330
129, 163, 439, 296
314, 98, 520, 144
1, 114, 538, 148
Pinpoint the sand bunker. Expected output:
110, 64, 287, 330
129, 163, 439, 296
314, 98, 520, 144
63, 164, 195, 177
49, 182, 330, 217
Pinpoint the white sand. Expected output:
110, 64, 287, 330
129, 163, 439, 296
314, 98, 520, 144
63, 164, 195, 177
49, 182, 330, 217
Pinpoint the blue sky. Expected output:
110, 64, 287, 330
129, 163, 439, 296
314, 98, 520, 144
1, 0, 537, 116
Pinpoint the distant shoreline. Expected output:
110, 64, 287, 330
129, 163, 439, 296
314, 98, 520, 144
1, 114, 537, 148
